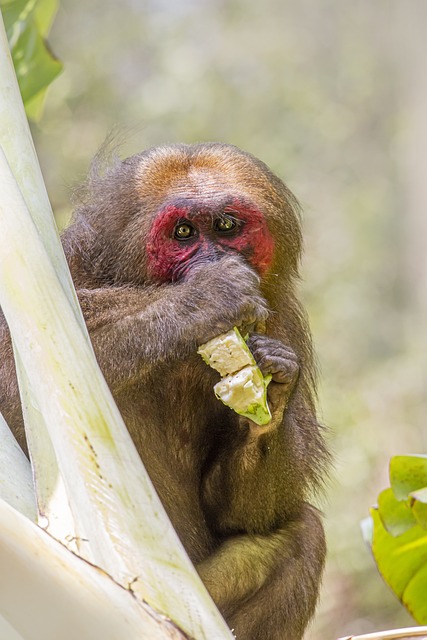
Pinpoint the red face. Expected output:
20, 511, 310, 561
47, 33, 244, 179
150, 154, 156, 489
146, 197, 275, 282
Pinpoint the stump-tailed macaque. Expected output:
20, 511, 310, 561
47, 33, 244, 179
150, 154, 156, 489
0, 143, 329, 639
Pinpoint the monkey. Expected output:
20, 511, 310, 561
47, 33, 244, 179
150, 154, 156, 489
0, 142, 329, 640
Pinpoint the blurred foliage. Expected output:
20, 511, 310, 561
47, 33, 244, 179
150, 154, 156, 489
24, 0, 427, 637
368, 456, 427, 624
1, 0, 62, 119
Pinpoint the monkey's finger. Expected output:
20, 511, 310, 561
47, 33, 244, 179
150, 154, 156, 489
255, 356, 299, 384
247, 335, 298, 362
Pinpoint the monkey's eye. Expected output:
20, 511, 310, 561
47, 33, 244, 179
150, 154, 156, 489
174, 221, 197, 241
214, 216, 239, 235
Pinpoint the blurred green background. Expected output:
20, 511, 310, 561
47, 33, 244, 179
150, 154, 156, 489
30, 1, 427, 637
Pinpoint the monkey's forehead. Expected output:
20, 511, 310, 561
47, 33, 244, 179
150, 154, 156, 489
158, 193, 254, 212
133, 152, 276, 206
136, 169, 238, 199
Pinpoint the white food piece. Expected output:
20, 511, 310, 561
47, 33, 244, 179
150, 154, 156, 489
214, 365, 272, 425
198, 328, 272, 426
197, 327, 255, 376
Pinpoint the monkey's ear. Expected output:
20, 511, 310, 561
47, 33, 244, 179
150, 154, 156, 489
198, 327, 272, 426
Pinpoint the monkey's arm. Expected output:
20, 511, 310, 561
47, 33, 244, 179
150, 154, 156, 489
197, 503, 325, 640
76, 256, 268, 390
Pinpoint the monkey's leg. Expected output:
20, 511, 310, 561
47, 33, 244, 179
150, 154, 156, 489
200, 412, 324, 639
197, 504, 325, 640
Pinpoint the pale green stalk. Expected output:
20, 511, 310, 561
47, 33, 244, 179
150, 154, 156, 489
0, 33, 232, 634
0, 145, 231, 638
0, 614, 24, 640
0, 412, 36, 520
0, 498, 187, 640
0, 13, 83, 547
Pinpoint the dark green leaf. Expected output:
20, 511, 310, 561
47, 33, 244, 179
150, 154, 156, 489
11, 19, 62, 103
1, 0, 31, 36
0, 0, 62, 118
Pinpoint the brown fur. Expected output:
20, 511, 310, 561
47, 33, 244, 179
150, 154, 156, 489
0, 143, 329, 639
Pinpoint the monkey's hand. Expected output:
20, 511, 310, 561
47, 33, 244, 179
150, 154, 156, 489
245, 334, 299, 431
184, 254, 269, 343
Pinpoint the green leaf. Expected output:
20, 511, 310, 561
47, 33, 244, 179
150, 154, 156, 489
378, 487, 417, 537
0, 144, 233, 639
0, 0, 62, 118
403, 561, 427, 623
23, 85, 48, 120
11, 21, 61, 103
34, 0, 58, 36
1, 0, 30, 35
390, 455, 427, 501
371, 506, 427, 622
